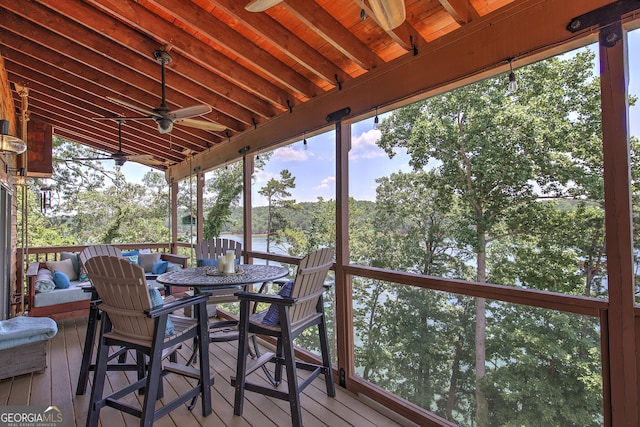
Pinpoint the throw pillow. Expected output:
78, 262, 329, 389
46, 258, 78, 281
151, 260, 169, 274
148, 286, 175, 336
197, 258, 218, 267
60, 251, 80, 278
139, 252, 162, 273
78, 265, 90, 282
52, 270, 71, 289
122, 249, 139, 265
262, 280, 295, 325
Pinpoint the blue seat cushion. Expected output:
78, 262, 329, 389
262, 280, 294, 325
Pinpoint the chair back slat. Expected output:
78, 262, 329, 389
194, 238, 242, 260
79, 244, 122, 266
84, 255, 155, 343
288, 248, 334, 325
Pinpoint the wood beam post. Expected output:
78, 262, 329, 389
243, 154, 254, 262
171, 178, 178, 254
335, 119, 354, 387
197, 169, 205, 242
599, 22, 637, 426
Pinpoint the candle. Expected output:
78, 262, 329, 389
217, 255, 226, 273
224, 250, 236, 273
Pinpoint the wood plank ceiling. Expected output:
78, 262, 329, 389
1, 0, 511, 171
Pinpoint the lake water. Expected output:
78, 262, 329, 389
220, 234, 289, 265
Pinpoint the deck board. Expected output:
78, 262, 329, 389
0, 317, 408, 427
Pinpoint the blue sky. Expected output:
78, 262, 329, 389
124, 32, 640, 207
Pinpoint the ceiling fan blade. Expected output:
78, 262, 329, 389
245, 0, 283, 12
68, 157, 111, 161
369, 0, 406, 31
107, 97, 160, 117
175, 118, 226, 132
94, 116, 153, 121
169, 104, 212, 120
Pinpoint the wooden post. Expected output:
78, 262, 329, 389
197, 170, 205, 242
335, 119, 354, 386
599, 22, 637, 426
171, 179, 178, 254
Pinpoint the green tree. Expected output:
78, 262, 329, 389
203, 163, 243, 239
258, 169, 297, 253
378, 49, 603, 426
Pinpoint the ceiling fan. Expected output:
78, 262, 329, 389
107, 50, 225, 134
245, 0, 406, 31
70, 119, 167, 167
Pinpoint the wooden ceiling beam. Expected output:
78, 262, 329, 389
1, 46, 210, 153
6, 71, 187, 158
5, 65, 198, 154
205, 0, 346, 87
11, 90, 184, 163
0, 25, 216, 146
281, 0, 383, 71
22, 0, 276, 122
144, 0, 321, 99
169, 0, 614, 181
0, 2, 248, 134
17, 95, 184, 164
438, 0, 480, 25
84, 0, 295, 110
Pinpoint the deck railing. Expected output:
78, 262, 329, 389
12, 243, 627, 426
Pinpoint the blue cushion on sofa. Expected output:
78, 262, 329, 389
262, 280, 294, 325
148, 287, 174, 336
52, 270, 71, 289
151, 260, 169, 274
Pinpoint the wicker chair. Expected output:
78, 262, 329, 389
233, 248, 335, 427
84, 255, 212, 426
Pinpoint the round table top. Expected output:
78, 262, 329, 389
156, 264, 289, 288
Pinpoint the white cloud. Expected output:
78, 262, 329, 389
314, 176, 335, 190
272, 146, 311, 162
254, 169, 278, 183
350, 129, 387, 160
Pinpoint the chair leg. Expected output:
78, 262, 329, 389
281, 319, 303, 427
274, 338, 284, 384
196, 301, 213, 417
318, 314, 336, 397
85, 332, 110, 427
233, 300, 251, 416
77, 301, 100, 395
140, 333, 166, 425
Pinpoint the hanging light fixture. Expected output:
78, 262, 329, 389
373, 106, 380, 130
368, 0, 406, 31
303, 132, 308, 151
508, 58, 518, 92
0, 119, 27, 155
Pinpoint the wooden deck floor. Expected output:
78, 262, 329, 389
0, 317, 409, 427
